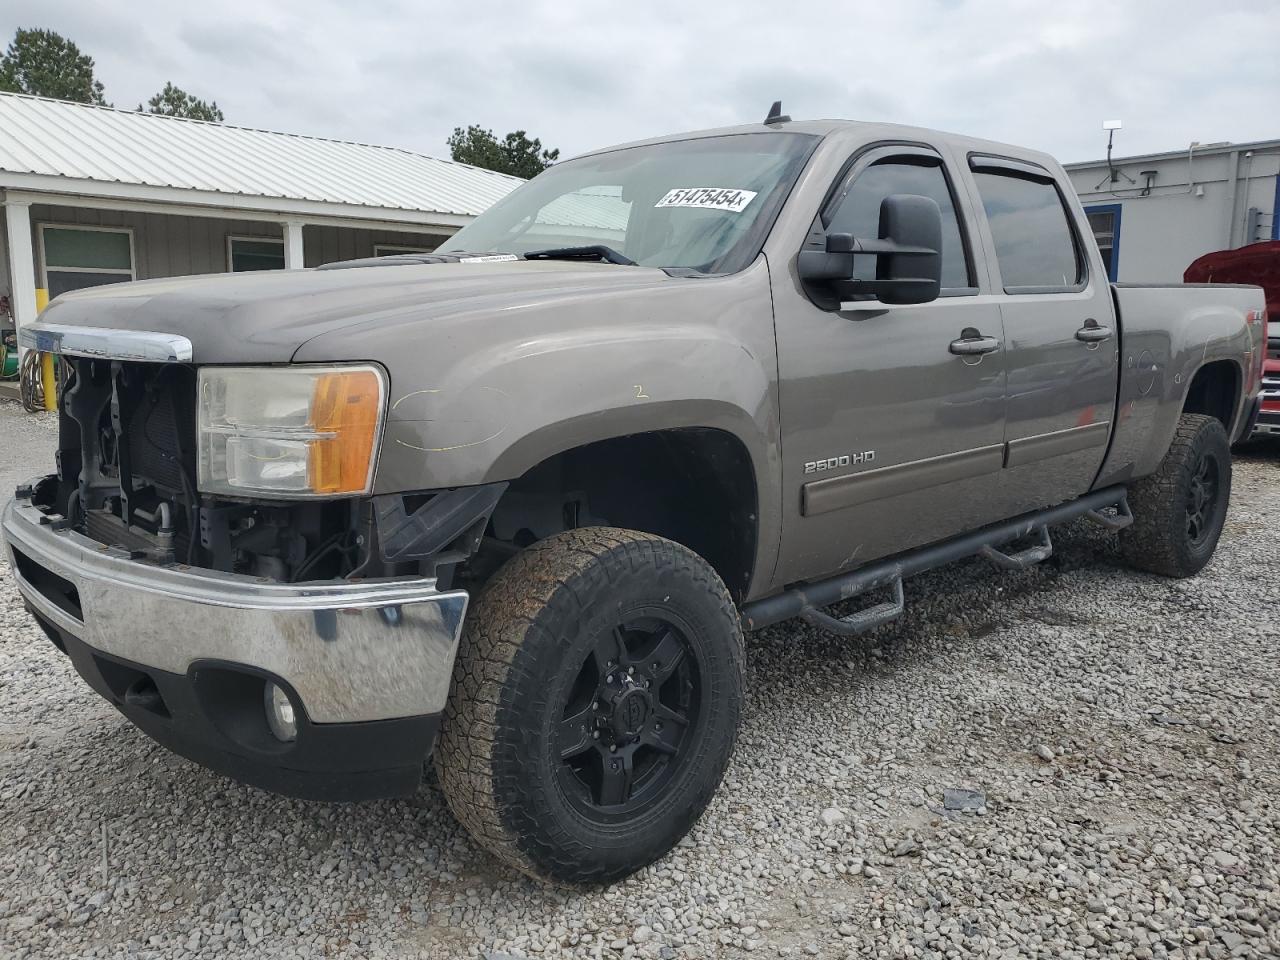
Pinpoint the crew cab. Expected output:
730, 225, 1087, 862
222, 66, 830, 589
3, 110, 1265, 885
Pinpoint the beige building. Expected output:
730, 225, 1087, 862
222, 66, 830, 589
0, 91, 521, 381
1065, 137, 1280, 283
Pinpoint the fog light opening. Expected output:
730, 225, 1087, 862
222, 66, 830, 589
264, 682, 298, 742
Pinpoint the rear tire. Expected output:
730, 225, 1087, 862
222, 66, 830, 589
435, 527, 744, 884
1120, 413, 1231, 578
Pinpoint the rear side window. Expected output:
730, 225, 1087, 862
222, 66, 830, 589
972, 170, 1083, 290
827, 158, 972, 290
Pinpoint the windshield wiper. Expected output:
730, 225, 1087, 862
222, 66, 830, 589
523, 245, 637, 266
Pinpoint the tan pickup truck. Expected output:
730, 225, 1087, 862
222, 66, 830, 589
5, 109, 1266, 883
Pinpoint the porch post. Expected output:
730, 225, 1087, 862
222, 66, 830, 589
282, 219, 305, 269
4, 200, 38, 353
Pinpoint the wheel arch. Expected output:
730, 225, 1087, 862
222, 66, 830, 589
484, 423, 763, 602
1181, 357, 1243, 431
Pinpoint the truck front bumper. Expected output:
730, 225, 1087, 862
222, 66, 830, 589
2, 494, 468, 801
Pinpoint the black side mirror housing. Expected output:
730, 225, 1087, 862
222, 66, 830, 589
870, 194, 942, 304
797, 193, 943, 306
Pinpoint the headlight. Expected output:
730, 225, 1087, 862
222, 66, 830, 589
197, 364, 386, 498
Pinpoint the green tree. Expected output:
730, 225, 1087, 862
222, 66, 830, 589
447, 125, 559, 178
139, 82, 224, 122
0, 28, 108, 104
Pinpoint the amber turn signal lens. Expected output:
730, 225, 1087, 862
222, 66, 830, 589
307, 369, 384, 495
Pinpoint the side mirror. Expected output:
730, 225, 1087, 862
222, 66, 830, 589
870, 194, 942, 304
797, 193, 943, 306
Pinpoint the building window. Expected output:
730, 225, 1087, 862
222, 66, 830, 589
228, 236, 286, 272
40, 225, 135, 298
1085, 204, 1122, 282
373, 243, 435, 256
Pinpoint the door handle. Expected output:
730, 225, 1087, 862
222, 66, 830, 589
949, 329, 1001, 356
1075, 319, 1113, 344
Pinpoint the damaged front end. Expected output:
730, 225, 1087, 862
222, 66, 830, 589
4, 333, 503, 801
44, 356, 366, 581
36, 355, 498, 587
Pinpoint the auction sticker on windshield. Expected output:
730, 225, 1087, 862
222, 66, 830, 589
654, 188, 758, 213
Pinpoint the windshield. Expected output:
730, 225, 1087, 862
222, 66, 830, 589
440, 132, 818, 273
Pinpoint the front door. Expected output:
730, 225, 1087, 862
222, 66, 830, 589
771, 146, 1008, 588
966, 157, 1118, 513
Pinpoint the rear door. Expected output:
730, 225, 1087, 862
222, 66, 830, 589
965, 156, 1118, 513
770, 145, 1008, 587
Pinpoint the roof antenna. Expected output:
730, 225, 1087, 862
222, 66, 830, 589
764, 100, 790, 126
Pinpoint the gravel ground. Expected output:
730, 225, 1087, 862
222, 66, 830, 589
1, 397, 1277, 960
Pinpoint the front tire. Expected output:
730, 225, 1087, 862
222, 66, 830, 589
1120, 413, 1231, 578
435, 527, 744, 884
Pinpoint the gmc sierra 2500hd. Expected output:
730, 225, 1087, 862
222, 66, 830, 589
4, 109, 1266, 885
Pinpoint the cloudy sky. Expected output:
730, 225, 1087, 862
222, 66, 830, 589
5, 0, 1279, 166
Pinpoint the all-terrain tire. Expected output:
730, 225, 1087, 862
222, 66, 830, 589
1119, 413, 1231, 578
434, 527, 744, 884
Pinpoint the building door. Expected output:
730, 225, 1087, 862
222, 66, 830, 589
1085, 204, 1122, 281
771, 146, 1008, 587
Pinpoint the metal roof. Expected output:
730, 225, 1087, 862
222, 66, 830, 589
0, 92, 522, 223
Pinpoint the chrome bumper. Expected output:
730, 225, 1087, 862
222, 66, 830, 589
2, 496, 468, 724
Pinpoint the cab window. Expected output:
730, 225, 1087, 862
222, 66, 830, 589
826, 157, 972, 291
972, 169, 1083, 291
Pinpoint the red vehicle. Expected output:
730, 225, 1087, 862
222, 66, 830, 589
1185, 242, 1279, 439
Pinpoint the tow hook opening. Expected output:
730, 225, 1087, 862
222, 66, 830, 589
95, 656, 171, 718
124, 675, 169, 717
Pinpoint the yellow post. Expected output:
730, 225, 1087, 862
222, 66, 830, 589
35, 289, 56, 411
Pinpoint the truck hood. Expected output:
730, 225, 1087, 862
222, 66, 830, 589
34, 259, 681, 363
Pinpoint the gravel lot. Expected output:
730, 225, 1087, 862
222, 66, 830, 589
1, 398, 1277, 960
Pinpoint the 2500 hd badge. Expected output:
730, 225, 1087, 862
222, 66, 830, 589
805, 451, 875, 473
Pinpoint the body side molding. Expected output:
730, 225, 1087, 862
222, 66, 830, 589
801, 443, 1004, 517
1005, 421, 1112, 468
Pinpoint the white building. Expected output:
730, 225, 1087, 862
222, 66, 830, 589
1065, 138, 1280, 283
0, 91, 521, 370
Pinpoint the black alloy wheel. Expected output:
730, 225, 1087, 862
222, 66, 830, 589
556, 618, 699, 818
1185, 450, 1222, 546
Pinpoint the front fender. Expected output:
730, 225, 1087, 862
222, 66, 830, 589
293, 259, 783, 579
370, 317, 777, 493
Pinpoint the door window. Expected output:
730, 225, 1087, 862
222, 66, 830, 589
826, 156, 972, 290
40, 226, 134, 298
972, 170, 1083, 291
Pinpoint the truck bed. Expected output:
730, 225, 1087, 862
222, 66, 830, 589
1094, 283, 1264, 489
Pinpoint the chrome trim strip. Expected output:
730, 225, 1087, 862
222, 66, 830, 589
1004, 421, 1112, 469
19, 321, 193, 363
802, 443, 1005, 517
3, 497, 468, 723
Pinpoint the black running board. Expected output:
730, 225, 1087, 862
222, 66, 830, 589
799, 578, 905, 637
980, 526, 1053, 570
740, 486, 1130, 634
